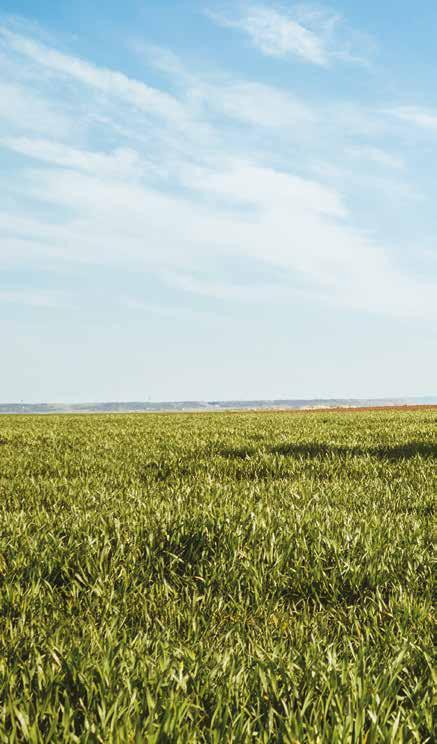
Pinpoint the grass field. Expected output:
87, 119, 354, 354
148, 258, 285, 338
0, 409, 435, 742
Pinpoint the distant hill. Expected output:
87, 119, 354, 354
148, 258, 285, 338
0, 397, 436, 414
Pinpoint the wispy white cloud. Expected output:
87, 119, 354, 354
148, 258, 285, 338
179, 160, 346, 217
142, 43, 316, 133
0, 81, 73, 137
2, 149, 435, 319
386, 106, 437, 131
0, 17, 435, 322
0, 26, 188, 126
207, 81, 315, 128
207, 3, 372, 67
345, 145, 405, 170
1, 137, 143, 179
208, 4, 328, 65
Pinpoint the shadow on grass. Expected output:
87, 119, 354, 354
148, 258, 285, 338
270, 442, 437, 461
220, 442, 437, 461
219, 446, 257, 459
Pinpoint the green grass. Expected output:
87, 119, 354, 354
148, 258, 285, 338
0, 409, 435, 742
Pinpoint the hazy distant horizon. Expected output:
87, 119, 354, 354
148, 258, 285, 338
1, 395, 436, 415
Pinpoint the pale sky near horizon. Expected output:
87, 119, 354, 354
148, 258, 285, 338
1, 1, 436, 403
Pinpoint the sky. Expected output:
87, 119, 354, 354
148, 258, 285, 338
1, 0, 436, 403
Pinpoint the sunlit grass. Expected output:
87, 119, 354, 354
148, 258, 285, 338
0, 410, 435, 742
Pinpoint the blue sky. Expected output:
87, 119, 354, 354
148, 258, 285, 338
1, 1, 436, 402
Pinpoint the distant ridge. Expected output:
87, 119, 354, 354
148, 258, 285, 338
0, 397, 436, 414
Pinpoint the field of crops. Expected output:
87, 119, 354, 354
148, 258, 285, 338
0, 409, 435, 742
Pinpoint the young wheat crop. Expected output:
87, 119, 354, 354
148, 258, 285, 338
0, 409, 435, 742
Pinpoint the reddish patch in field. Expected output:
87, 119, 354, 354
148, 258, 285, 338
292, 404, 437, 413
226, 405, 437, 415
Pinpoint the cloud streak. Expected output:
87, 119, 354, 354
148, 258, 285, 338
386, 106, 437, 131
228, 5, 326, 64
0, 26, 188, 125
0, 15, 435, 322
207, 3, 372, 67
